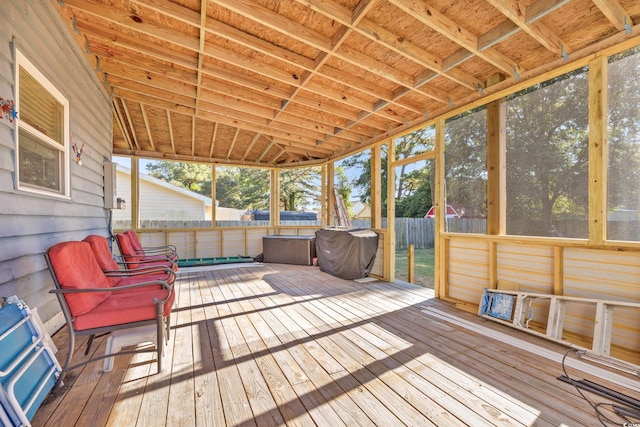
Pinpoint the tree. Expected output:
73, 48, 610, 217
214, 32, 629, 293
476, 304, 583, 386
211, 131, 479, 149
393, 128, 434, 215
505, 66, 589, 236
334, 166, 352, 213
279, 167, 321, 211
445, 107, 487, 218
145, 161, 211, 195
608, 48, 640, 211
215, 167, 270, 210
394, 165, 432, 217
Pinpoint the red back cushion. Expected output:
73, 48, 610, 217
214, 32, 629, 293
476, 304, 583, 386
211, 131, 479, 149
47, 241, 111, 316
124, 230, 144, 253
83, 235, 122, 286
116, 233, 140, 269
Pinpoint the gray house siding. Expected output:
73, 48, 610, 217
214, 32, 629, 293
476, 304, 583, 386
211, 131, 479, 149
0, 1, 112, 334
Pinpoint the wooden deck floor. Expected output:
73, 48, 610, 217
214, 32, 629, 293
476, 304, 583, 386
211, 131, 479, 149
32, 263, 639, 426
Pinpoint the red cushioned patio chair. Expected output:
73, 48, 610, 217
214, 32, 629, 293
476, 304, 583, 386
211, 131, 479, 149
84, 234, 175, 343
45, 241, 174, 386
84, 235, 176, 286
124, 230, 178, 262
116, 232, 178, 272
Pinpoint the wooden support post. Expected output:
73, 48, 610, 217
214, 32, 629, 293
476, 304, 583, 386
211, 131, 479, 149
488, 241, 498, 289
434, 118, 445, 298
371, 145, 382, 230
588, 55, 608, 245
211, 165, 217, 228
487, 98, 506, 235
408, 244, 414, 283
270, 169, 280, 227
385, 140, 396, 283
321, 165, 328, 227
327, 163, 335, 227
131, 157, 139, 229
553, 246, 564, 295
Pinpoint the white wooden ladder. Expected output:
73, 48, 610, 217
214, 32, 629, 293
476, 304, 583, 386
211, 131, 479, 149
479, 288, 640, 375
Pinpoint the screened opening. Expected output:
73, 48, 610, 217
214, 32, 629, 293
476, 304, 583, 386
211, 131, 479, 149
335, 149, 374, 228
393, 158, 435, 288
136, 159, 214, 228
607, 46, 640, 242
445, 106, 487, 234
111, 156, 132, 229
505, 67, 589, 238
278, 167, 322, 226
217, 166, 270, 226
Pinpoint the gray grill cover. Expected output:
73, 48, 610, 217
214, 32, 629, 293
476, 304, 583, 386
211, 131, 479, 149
315, 228, 379, 280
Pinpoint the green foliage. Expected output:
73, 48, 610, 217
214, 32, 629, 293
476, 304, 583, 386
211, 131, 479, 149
216, 167, 270, 210
608, 46, 640, 216
334, 166, 352, 212
279, 167, 321, 211
394, 165, 432, 217
145, 161, 322, 212
445, 107, 487, 217
505, 66, 589, 236
145, 161, 211, 195
340, 149, 389, 214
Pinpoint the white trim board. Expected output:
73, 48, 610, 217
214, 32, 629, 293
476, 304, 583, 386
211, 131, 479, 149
421, 307, 640, 393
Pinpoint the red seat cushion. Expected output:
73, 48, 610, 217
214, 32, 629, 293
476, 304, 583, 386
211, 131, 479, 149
72, 289, 175, 331
114, 273, 175, 292
47, 241, 111, 316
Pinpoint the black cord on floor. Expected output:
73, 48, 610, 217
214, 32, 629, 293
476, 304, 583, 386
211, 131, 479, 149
561, 348, 638, 426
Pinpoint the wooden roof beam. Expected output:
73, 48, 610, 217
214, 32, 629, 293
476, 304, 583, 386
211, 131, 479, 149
484, 0, 573, 55
257, 141, 275, 163
226, 128, 240, 160
191, 116, 196, 157
64, 0, 199, 51
194, 0, 208, 117
121, 100, 141, 150
140, 104, 155, 152
112, 98, 135, 151
196, 100, 352, 151
387, 0, 518, 76
525, 0, 572, 24
208, 122, 217, 158
298, 0, 481, 92
214, 0, 432, 111
115, 88, 339, 156
73, 1, 391, 132
270, 148, 287, 165
127, 0, 419, 130
590, 0, 634, 32
241, 133, 261, 162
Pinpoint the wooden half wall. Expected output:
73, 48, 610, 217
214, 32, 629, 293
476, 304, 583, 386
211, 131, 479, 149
128, 227, 386, 278
443, 234, 640, 364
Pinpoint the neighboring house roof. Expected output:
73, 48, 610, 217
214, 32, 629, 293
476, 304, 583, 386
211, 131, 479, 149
116, 164, 212, 206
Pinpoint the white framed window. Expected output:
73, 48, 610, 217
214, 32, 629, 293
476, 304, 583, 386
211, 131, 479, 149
15, 49, 70, 198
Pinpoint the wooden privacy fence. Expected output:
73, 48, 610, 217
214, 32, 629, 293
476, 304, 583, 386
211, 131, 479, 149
113, 220, 321, 229
394, 218, 436, 250
113, 218, 476, 251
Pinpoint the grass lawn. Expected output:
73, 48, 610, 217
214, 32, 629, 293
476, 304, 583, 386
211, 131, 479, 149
395, 247, 434, 289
